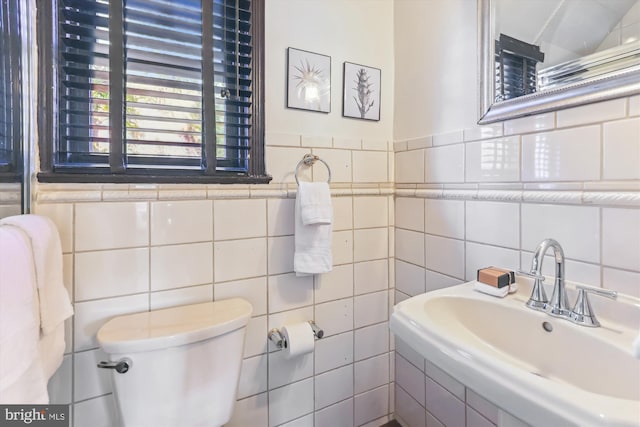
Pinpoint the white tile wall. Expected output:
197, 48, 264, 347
214, 277, 267, 315
314, 398, 354, 427
150, 200, 212, 245
425, 145, 465, 183
354, 385, 389, 426
267, 199, 296, 237
425, 235, 464, 278
355, 353, 389, 394
353, 151, 389, 183
75, 248, 149, 300
354, 291, 389, 328
395, 197, 425, 232
214, 199, 266, 240
395, 229, 425, 267
315, 365, 354, 410
395, 260, 426, 296
214, 238, 267, 282
465, 137, 520, 182
269, 351, 313, 390
312, 149, 353, 183
602, 208, 640, 271
556, 99, 626, 128
424, 199, 464, 239
503, 112, 554, 135
268, 379, 314, 426
466, 201, 519, 249
395, 150, 425, 183
354, 259, 388, 295
521, 126, 601, 182
521, 204, 600, 263
151, 242, 213, 290
603, 118, 640, 180
353, 197, 388, 228
75, 202, 149, 251
354, 322, 389, 361
314, 264, 354, 303
40, 189, 393, 427
268, 273, 313, 313
315, 298, 354, 337
315, 331, 354, 374
353, 228, 388, 262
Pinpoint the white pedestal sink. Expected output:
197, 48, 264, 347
390, 281, 640, 427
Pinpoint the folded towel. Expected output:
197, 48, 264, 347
473, 280, 518, 298
0, 215, 74, 334
294, 187, 333, 275
298, 182, 333, 225
0, 226, 49, 403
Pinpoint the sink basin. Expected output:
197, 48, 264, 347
390, 281, 640, 427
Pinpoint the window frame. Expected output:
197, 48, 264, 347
37, 0, 270, 184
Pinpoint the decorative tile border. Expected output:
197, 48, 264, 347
34, 182, 396, 204
395, 188, 640, 207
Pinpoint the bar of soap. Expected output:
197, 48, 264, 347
477, 267, 514, 288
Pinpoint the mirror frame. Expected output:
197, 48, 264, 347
478, 0, 640, 124
19, 0, 34, 213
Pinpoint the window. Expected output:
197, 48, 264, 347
38, 0, 269, 183
0, 0, 22, 182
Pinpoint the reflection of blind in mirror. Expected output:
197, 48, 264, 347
495, 34, 544, 102
0, 0, 21, 175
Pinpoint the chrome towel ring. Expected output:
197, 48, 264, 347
294, 154, 331, 185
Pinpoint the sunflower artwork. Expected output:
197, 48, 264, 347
287, 48, 331, 113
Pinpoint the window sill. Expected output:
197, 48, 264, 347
37, 172, 273, 185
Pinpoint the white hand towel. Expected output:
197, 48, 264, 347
0, 226, 49, 403
294, 187, 333, 275
0, 215, 74, 335
298, 181, 333, 225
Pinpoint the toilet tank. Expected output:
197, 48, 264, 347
97, 298, 252, 427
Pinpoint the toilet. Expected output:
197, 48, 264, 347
96, 298, 252, 427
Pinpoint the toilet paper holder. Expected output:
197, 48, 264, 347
268, 321, 323, 350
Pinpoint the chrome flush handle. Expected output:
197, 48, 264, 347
97, 358, 132, 374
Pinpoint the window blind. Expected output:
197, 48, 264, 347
494, 33, 544, 102
53, 0, 260, 178
0, 0, 21, 177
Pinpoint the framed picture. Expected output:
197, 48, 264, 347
287, 48, 331, 113
342, 62, 381, 121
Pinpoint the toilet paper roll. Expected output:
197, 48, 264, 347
281, 322, 315, 358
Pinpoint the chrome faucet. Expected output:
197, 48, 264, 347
519, 238, 570, 316
519, 238, 618, 327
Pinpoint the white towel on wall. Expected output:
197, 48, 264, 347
0, 214, 74, 404
0, 226, 49, 403
294, 185, 333, 276
0, 215, 74, 334
298, 182, 332, 225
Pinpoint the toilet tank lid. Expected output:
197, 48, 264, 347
96, 298, 252, 354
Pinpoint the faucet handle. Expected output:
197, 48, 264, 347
516, 270, 546, 281
569, 285, 617, 327
517, 270, 548, 310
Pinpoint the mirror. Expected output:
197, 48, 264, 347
479, 0, 640, 124
0, 0, 32, 218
